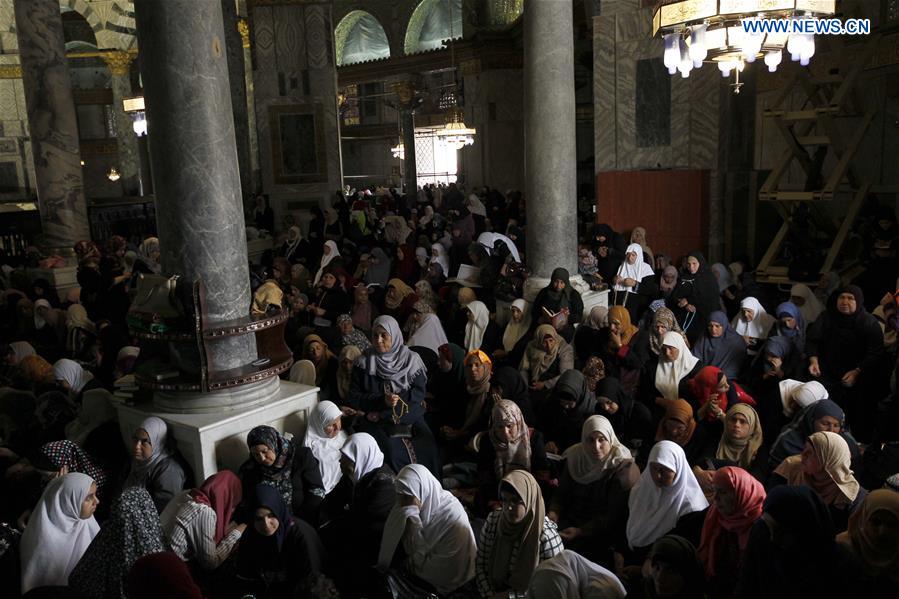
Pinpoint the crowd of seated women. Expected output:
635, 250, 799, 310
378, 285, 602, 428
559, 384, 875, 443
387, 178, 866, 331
2, 187, 899, 598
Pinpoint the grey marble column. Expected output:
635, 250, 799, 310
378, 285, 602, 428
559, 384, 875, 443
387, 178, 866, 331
523, 0, 578, 278
134, 0, 259, 391
14, 0, 89, 254
103, 52, 140, 194
222, 0, 252, 199
401, 108, 417, 198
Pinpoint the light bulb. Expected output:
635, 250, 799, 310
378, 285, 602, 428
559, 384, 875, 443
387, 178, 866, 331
787, 34, 800, 61
764, 49, 782, 72
664, 33, 680, 75
689, 24, 707, 68
677, 38, 692, 78
718, 61, 733, 77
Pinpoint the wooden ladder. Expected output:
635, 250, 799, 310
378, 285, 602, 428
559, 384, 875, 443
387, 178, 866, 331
754, 35, 879, 285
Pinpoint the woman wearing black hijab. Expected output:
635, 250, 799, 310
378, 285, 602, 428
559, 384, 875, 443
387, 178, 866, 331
489, 365, 536, 425
531, 267, 585, 341
235, 484, 323, 599
591, 224, 628, 284
538, 369, 596, 453
670, 252, 721, 344
594, 377, 653, 458
806, 285, 884, 441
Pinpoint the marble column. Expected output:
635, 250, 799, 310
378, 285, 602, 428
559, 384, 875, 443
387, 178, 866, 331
393, 80, 418, 197
134, 0, 266, 409
222, 0, 252, 199
13, 0, 89, 254
523, 0, 577, 279
401, 109, 417, 197
102, 51, 141, 195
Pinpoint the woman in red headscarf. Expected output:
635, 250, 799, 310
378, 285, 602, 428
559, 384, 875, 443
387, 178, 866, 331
698, 466, 765, 596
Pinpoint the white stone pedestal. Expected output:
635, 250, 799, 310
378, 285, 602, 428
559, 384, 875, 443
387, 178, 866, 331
115, 380, 319, 481
26, 266, 79, 303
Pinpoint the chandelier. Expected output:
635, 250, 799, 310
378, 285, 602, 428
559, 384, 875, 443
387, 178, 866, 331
652, 1, 836, 91
437, 106, 476, 150
391, 142, 405, 160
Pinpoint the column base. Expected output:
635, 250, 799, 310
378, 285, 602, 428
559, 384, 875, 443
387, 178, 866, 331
153, 375, 281, 414
116, 380, 319, 480
26, 266, 79, 303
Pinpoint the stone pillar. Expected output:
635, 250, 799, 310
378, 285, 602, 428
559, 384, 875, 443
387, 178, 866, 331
13, 0, 89, 254
523, 0, 578, 280
222, 0, 252, 199
102, 51, 141, 195
392, 80, 418, 198
134, 0, 267, 409
238, 18, 260, 192
401, 109, 417, 197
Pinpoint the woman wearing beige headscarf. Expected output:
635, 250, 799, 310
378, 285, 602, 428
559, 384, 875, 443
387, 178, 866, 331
335, 345, 362, 404
66, 304, 96, 357
548, 416, 639, 558
836, 489, 899, 590
519, 324, 574, 392
773, 430, 865, 531
475, 470, 563, 598
715, 404, 763, 469
630, 226, 654, 264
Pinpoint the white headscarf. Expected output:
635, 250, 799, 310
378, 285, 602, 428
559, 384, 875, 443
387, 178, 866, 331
528, 550, 627, 599
502, 298, 530, 352
564, 415, 632, 485
53, 358, 94, 394
303, 400, 348, 494
313, 240, 341, 287
340, 432, 384, 483
33, 298, 52, 330
790, 283, 825, 326
20, 472, 100, 593
732, 297, 775, 339
779, 379, 829, 417
408, 312, 449, 354
654, 332, 699, 401
626, 441, 708, 548
613, 243, 655, 291
467, 194, 487, 217
125, 417, 173, 487
464, 300, 490, 352
378, 464, 477, 594
284, 226, 303, 261
476, 232, 521, 263
9, 341, 35, 364
430, 243, 450, 277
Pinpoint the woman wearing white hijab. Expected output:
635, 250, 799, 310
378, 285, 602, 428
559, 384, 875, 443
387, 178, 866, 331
528, 550, 626, 599
378, 464, 477, 595
790, 283, 825, 327
8, 341, 35, 364
53, 358, 95, 395
312, 240, 340, 287
407, 308, 449, 354
732, 297, 775, 354
430, 243, 450, 279
612, 243, 655, 293
626, 441, 708, 550
124, 416, 186, 513
20, 472, 100, 593
653, 331, 700, 404
340, 432, 386, 484
303, 400, 348, 495
476, 231, 522, 264
778, 379, 829, 418
464, 300, 490, 352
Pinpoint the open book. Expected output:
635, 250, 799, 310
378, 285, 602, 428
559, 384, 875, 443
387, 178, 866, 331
446, 264, 482, 287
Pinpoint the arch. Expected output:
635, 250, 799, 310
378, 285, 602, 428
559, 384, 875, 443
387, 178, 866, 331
61, 8, 98, 50
404, 0, 462, 55
335, 10, 391, 66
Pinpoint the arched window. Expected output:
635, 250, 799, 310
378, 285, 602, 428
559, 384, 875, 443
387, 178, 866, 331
404, 0, 462, 55
335, 10, 390, 66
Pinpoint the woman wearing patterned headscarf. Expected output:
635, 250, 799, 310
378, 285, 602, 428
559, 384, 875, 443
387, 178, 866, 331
238, 424, 325, 524
69, 487, 165, 599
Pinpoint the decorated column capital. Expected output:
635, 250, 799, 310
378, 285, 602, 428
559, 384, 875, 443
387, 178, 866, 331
391, 80, 417, 106
238, 18, 250, 48
102, 51, 134, 76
